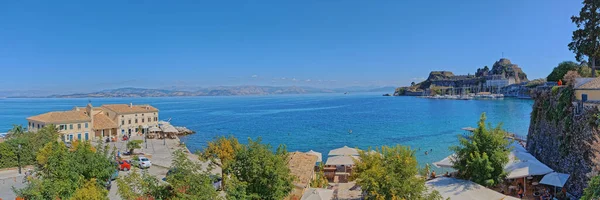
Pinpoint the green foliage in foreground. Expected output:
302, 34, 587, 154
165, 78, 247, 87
226, 138, 294, 200
14, 141, 115, 199
450, 113, 510, 187
582, 175, 600, 200
353, 145, 443, 200
547, 61, 580, 82
0, 125, 59, 168
116, 150, 219, 200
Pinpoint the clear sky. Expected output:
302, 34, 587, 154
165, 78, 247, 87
0, 0, 584, 92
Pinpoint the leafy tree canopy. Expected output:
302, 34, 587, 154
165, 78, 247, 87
450, 113, 510, 187
227, 138, 293, 200
547, 61, 580, 82
582, 175, 600, 200
569, 0, 600, 77
353, 145, 443, 200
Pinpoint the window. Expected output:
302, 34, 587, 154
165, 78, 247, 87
135, 114, 138, 117
78, 124, 81, 129
154, 117, 158, 121
70, 124, 73, 130
142, 114, 144, 116
37, 124, 40, 129
142, 118, 145, 123
121, 120, 124, 125
28, 122, 31, 127
148, 117, 151, 122
135, 119, 138, 124
106, 113, 109, 116
128, 119, 131, 124
85, 123, 88, 128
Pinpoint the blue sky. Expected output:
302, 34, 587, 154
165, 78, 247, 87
0, 0, 583, 92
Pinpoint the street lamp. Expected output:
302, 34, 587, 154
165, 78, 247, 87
17, 144, 21, 174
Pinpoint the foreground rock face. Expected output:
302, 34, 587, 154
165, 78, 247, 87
527, 87, 600, 198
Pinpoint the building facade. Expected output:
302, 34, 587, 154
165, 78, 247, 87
27, 103, 159, 142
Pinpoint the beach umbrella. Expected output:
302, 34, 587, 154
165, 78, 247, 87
306, 150, 322, 163
325, 155, 360, 166
426, 177, 520, 200
328, 146, 359, 156
505, 160, 554, 179
540, 172, 570, 194
433, 154, 456, 169
508, 151, 538, 163
505, 160, 554, 193
301, 188, 334, 200
149, 127, 161, 132
509, 142, 527, 153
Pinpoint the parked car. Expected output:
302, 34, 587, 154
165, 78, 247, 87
118, 160, 131, 171
110, 168, 119, 180
137, 156, 152, 168
104, 179, 112, 190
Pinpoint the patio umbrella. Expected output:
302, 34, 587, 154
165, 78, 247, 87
325, 155, 360, 166
433, 154, 456, 168
328, 146, 359, 156
508, 151, 538, 163
509, 142, 527, 153
540, 172, 570, 194
306, 150, 322, 163
505, 160, 554, 193
301, 188, 334, 200
149, 127, 161, 132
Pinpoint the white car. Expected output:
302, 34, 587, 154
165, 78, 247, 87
137, 157, 152, 168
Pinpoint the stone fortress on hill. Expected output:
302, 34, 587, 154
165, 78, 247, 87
394, 58, 533, 97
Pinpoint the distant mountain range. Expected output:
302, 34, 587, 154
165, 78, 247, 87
5, 86, 396, 98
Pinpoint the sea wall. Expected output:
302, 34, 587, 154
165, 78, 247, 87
527, 86, 600, 197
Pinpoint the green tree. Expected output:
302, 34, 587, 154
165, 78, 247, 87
15, 141, 81, 199
227, 138, 293, 200
582, 175, 600, 200
450, 113, 510, 186
127, 140, 143, 155
116, 168, 156, 200
199, 135, 242, 190
166, 150, 220, 199
310, 163, 329, 188
569, 0, 600, 78
547, 61, 579, 82
70, 179, 109, 200
352, 145, 442, 200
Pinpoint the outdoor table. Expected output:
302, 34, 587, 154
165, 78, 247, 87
508, 185, 517, 195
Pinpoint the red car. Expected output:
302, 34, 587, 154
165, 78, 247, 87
118, 160, 131, 171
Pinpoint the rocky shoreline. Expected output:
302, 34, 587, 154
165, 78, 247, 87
174, 126, 195, 135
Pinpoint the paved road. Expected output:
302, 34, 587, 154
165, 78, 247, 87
0, 168, 28, 199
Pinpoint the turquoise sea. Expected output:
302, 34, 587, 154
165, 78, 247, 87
0, 93, 533, 167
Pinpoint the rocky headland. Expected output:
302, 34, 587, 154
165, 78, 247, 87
394, 58, 529, 96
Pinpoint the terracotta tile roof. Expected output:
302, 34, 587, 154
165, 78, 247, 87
27, 110, 91, 124
288, 152, 318, 189
101, 104, 158, 114
93, 113, 118, 130
577, 77, 600, 89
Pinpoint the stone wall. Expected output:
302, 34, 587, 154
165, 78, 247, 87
527, 87, 600, 198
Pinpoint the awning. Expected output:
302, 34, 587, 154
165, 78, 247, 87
149, 127, 161, 132
508, 151, 538, 163
328, 146, 359, 156
433, 154, 456, 168
325, 155, 359, 166
301, 188, 334, 200
427, 177, 519, 200
504, 160, 554, 179
540, 172, 570, 187
306, 150, 322, 163
509, 142, 527, 153
160, 125, 179, 133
